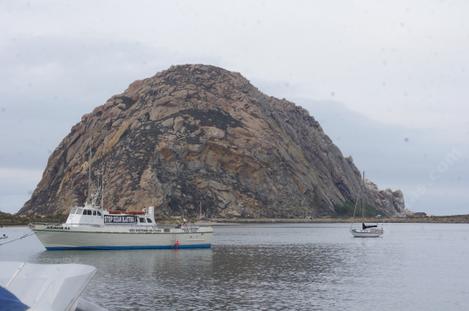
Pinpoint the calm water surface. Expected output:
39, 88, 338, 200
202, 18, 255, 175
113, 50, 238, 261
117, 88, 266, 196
1, 223, 469, 310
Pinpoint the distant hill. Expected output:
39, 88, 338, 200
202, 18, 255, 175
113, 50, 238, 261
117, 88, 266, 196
19, 65, 404, 218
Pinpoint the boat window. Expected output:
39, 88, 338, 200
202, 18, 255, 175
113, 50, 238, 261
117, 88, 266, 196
77, 209, 82, 215
139, 217, 146, 223
147, 218, 152, 223
97, 211, 102, 216
71, 207, 77, 214
93, 210, 96, 216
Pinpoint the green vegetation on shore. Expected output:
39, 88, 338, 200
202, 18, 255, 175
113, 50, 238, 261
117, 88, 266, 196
0, 212, 66, 226
334, 201, 381, 217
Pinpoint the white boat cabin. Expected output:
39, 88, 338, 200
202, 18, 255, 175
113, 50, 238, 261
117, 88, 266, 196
65, 204, 156, 227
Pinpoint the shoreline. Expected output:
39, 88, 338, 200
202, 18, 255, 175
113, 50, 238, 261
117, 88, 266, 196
3, 213, 469, 227
201, 215, 469, 225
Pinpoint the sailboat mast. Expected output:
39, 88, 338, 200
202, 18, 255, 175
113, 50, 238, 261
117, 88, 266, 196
361, 171, 365, 219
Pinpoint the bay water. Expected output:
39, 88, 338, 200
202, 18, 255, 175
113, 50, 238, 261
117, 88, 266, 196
1, 223, 468, 310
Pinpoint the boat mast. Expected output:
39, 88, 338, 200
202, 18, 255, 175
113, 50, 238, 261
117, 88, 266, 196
352, 172, 363, 219
87, 147, 92, 205
100, 162, 105, 209
361, 171, 365, 219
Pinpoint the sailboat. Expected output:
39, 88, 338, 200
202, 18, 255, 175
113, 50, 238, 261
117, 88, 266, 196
350, 172, 384, 238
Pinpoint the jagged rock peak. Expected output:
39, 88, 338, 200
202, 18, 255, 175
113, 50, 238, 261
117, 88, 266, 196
124, 64, 255, 101
20, 64, 405, 218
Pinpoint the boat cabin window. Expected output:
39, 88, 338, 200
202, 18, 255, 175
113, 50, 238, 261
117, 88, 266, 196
146, 218, 152, 223
71, 207, 77, 214
76, 208, 83, 215
93, 210, 96, 216
97, 211, 102, 216
84, 209, 92, 215
139, 217, 146, 223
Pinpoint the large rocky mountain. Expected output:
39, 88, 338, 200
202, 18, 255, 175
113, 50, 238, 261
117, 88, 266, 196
19, 65, 404, 218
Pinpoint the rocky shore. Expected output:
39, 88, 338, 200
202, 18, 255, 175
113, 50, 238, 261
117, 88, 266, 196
205, 215, 469, 224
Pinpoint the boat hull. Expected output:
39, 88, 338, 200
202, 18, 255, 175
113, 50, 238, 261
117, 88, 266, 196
1, 262, 96, 310
32, 226, 213, 250
351, 228, 383, 238
45, 244, 211, 250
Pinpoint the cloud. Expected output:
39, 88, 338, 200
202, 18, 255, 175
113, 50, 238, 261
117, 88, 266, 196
0, 168, 42, 214
0, 35, 218, 168
0, 35, 217, 103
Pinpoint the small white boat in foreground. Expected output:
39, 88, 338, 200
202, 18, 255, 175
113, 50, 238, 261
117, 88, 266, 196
30, 205, 213, 250
0, 261, 103, 311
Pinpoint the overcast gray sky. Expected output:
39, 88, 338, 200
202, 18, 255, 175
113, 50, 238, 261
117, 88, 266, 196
0, 0, 468, 215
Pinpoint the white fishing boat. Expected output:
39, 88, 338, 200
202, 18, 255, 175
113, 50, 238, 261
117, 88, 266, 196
30, 205, 213, 250
30, 150, 213, 251
350, 172, 384, 238
0, 261, 104, 311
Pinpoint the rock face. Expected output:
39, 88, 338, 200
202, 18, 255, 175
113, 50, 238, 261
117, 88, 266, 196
19, 65, 405, 218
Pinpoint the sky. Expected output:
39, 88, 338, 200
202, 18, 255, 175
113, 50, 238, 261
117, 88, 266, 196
0, 0, 468, 215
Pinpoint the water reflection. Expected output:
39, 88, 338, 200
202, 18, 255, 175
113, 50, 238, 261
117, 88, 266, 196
32, 234, 355, 310
36, 249, 214, 310
209, 244, 355, 310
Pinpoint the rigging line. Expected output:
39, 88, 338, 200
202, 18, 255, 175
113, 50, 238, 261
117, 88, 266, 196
0, 232, 34, 246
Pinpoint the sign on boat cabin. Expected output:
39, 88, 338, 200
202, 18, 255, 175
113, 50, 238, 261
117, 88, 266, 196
104, 215, 137, 224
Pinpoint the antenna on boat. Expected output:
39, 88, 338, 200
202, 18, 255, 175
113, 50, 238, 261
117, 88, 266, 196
199, 201, 202, 220
87, 147, 92, 204
101, 162, 106, 209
